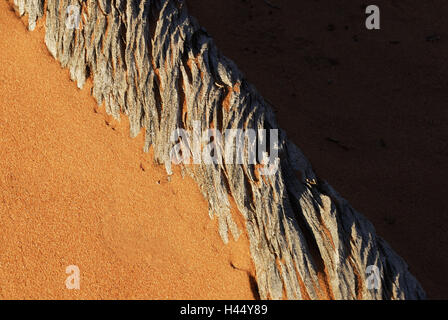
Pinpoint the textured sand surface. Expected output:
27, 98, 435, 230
0, 1, 256, 299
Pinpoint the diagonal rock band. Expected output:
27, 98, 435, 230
11, 0, 425, 299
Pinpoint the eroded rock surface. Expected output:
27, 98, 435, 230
10, 0, 425, 299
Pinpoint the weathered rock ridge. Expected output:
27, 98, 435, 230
10, 0, 425, 299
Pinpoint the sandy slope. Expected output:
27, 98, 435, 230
0, 1, 256, 299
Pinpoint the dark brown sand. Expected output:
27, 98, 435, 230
187, 0, 448, 299
0, 1, 256, 299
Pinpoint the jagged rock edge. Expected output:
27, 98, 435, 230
11, 0, 426, 300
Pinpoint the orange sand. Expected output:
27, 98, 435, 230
0, 1, 256, 299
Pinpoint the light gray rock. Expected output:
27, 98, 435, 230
11, 0, 425, 299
